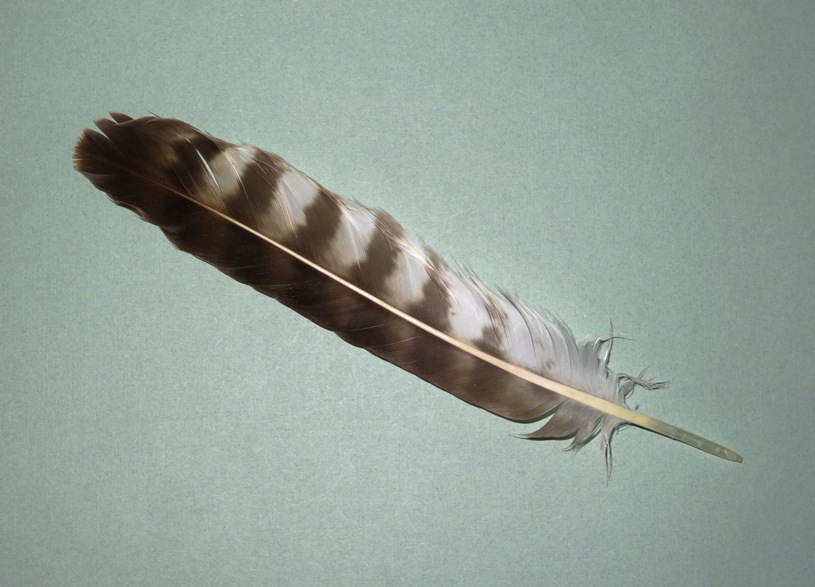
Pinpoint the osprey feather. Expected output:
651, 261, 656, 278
74, 114, 741, 466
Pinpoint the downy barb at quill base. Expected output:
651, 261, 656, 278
74, 114, 742, 467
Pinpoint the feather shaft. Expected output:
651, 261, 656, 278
145, 186, 742, 462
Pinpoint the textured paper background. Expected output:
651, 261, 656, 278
2, 2, 813, 585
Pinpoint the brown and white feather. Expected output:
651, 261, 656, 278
73, 114, 741, 466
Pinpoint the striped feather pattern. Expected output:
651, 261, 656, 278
74, 114, 741, 465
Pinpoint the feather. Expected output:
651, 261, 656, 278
73, 114, 741, 466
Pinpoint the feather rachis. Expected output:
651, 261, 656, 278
74, 114, 741, 465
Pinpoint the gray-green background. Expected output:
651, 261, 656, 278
2, 2, 813, 585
